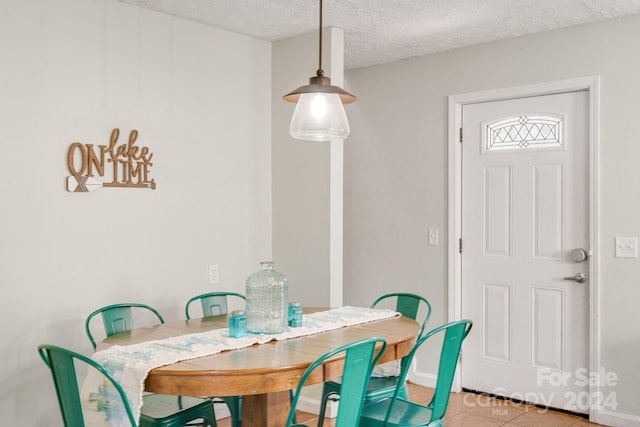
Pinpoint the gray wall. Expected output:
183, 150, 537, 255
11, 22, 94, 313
271, 30, 331, 306
344, 14, 640, 425
272, 29, 346, 307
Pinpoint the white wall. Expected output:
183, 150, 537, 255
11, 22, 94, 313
344, 14, 640, 425
0, 0, 271, 424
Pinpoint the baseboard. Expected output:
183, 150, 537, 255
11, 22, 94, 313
212, 401, 231, 420
408, 369, 437, 389
296, 394, 338, 418
593, 409, 640, 427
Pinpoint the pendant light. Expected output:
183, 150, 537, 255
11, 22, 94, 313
283, 0, 356, 141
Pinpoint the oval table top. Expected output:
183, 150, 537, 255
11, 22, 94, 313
99, 307, 420, 397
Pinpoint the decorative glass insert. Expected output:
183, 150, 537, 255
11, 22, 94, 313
485, 114, 563, 152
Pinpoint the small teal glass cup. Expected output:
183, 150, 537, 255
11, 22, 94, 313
288, 302, 302, 327
229, 310, 247, 338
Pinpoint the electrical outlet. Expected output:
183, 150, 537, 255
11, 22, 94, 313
208, 264, 219, 284
615, 237, 638, 258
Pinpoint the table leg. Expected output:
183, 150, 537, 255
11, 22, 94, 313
242, 390, 292, 427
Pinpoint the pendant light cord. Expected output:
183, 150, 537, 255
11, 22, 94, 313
317, 0, 324, 77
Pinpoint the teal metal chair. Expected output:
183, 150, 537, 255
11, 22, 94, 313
184, 292, 246, 427
286, 337, 388, 427
38, 344, 217, 427
318, 293, 432, 425
358, 319, 473, 427
85, 303, 166, 350
184, 292, 246, 319
84, 303, 219, 426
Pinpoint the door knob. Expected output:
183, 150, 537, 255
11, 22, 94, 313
563, 272, 587, 283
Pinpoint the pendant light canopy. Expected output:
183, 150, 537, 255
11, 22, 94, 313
283, 0, 356, 141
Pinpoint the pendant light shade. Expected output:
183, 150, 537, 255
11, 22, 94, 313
283, 0, 356, 141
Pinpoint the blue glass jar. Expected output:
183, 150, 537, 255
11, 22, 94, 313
288, 302, 302, 327
229, 310, 247, 338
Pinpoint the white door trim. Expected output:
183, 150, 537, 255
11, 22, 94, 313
447, 76, 601, 422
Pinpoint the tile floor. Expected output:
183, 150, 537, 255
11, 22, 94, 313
215, 382, 604, 427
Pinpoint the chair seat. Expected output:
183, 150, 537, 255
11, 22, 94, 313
360, 398, 435, 427
326, 375, 408, 401
139, 394, 216, 427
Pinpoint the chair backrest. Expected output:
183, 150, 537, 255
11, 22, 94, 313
38, 344, 138, 427
371, 292, 432, 338
85, 303, 165, 350
385, 319, 473, 424
286, 337, 387, 427
184, 291, 246, 319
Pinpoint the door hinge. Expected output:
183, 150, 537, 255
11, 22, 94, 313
459, 127, 463, 143
459, 238, 463, 253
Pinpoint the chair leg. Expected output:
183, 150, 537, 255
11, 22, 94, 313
289, 389, 297, 424
219, 396, 241, 427
205, 414, 218, 427
317, 392, 338, 427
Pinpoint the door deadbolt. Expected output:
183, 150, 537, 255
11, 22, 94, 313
570, 248, 589, 263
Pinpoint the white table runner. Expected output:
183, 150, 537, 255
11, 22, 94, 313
80, 306, 398, 426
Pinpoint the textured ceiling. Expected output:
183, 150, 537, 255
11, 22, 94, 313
117, 0, 640, 69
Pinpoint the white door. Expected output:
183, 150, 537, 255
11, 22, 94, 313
461, 91, 590, 413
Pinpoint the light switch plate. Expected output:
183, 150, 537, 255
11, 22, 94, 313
428, 228, 439, 246
615, 237, 638, 258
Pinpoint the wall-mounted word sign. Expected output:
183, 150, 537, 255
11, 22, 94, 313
67, 128, 157, 192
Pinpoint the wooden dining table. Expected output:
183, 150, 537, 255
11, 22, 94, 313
98, 307, 420, 427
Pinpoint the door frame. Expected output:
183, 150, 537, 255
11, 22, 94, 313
447, 76, 601, 421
